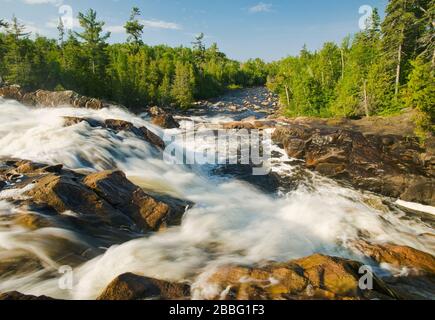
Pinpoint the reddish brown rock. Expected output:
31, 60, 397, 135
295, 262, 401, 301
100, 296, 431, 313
273, 123, 435, 205
97, 273, 190, 300
0, 86, 108, 109
353, 241, 435, 274
203, 254, 398, 300
83, 170, 190, 231
149, 106, 180, 129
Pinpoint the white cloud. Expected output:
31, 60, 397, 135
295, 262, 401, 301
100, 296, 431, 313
105, 25, 124, 34
105, 19, 182, 34
23, 0, 63, 6
46, 17, 80, 30
249, 2, 273, 13
141, 19, 182, 30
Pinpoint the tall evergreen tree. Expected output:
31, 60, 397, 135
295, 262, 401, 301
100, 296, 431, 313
381, 0, 427, 99
171, 61, 195, 109
124, 7, 144, 45
74, 9, 110, 76
74, 9, 110, 96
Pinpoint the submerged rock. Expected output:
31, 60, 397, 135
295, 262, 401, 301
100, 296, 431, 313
97, 273, 190, 300
200, 254, 399, 300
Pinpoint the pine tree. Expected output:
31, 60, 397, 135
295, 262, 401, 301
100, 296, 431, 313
404, 57, 435, 139
4, 16, 32, 86
416, 0, 435, 66
192, 33, 206, 65
171, 62, 195, 109
57, 18, 65, 45
74, 9, 110, 76
124, 7, 144, 45
381, 0, 426, 99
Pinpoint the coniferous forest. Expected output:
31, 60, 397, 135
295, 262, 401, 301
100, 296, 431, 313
0, 0, 433, 137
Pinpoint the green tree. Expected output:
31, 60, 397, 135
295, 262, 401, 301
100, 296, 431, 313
171, 61, 195, 109
124, 7, 144, 45
3, 16, 32, 86
74, 9, 110, 96
75, 9, 110, 76
404, 57, 435, 139
381, 0, 427, 99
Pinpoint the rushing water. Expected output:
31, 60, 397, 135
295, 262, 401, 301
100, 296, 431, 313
0, 97, 434, 300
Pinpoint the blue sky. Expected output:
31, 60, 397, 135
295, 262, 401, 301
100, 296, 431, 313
0, 0, 388, 61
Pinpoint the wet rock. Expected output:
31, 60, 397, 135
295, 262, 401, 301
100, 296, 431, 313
97, 273, 190, 300
140, 126, 165, 150
0, 291, 55, 300
149, 107, 180, 129
0, 85, 108, 109
273, 123, 435, 206
202, 254, 398, 300
83, 170, 191, 231
0, 180, 5, 191
63, 116, 103, 128
353, 241, 435, 274
153, 114, 180, 129
64, 117, 165, 150
26, 174, 134, 227
352, 241, 435, 300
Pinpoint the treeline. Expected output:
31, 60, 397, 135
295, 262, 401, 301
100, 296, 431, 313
267, 0, 434, 138
0, 8, 267, 110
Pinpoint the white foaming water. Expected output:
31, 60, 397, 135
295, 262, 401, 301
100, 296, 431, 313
0, 98, 433, 299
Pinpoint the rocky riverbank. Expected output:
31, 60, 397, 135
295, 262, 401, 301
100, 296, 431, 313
0, 85, 434, 300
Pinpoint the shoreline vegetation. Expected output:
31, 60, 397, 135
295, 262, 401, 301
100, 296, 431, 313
0, 0, 433, 141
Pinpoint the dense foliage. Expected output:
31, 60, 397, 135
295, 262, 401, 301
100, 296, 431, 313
0, 9, 266, 110
267, 0, 434, 136
0, 1, 433, 137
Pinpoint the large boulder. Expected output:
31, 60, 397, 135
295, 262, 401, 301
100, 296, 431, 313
199, 254, 398, 300
1, 159, 191, 234
97, 273, 190, 300
149, 106, 180, 129
83, 170, 190, 231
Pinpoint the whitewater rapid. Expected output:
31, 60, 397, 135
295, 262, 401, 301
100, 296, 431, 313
0, 98, 433, 299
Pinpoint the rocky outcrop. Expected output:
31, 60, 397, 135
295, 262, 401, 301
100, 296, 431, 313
83, 170, 190, 231
97, 273, 190, 300
63, 117, 165, 150
353, 241, 435, 274
0, 159, 191, 235
0, 85, 108, 109
149, 106, 180, 129
352, 241, 435, 300
273, 120, 435, 205
199, 254, 399, 300
0, 291, 55, 300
